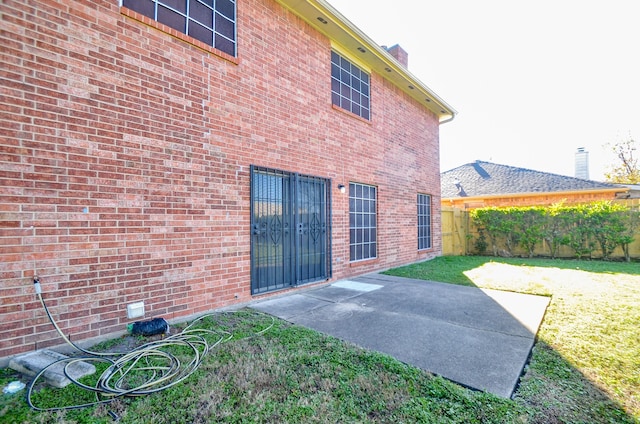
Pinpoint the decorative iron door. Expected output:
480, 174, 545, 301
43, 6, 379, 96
250, 166, 331, 294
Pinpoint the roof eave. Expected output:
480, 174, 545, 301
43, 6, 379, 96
274, 0, 457, 123
442, 187, 629, 203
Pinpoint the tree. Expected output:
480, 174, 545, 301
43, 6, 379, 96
604, 133, 640, 184
560, 204, 596, 259
618, 206, 640, 262
470, 208, 502, 256
517, 207, 546, 258
587, 201, 629, 260
542, 202, 572, 259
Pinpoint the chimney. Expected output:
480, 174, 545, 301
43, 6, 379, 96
575, 147, 589, 179
386, 44, 408, 68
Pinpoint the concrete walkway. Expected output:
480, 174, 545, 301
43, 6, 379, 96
250, 273, 550, 398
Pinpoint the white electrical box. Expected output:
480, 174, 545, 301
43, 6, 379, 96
127, 301, 145, 319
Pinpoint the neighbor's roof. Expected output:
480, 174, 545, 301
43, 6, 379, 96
441, 161, 623, 198
274, 0, 456, 123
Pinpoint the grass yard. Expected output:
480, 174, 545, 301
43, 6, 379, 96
386, 256, 640, 423
1, 256, 638, 423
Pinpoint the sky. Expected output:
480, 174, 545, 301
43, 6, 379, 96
326, 0, 640, 181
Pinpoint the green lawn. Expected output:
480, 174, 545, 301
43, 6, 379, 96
386, 256, 640, 423
1, 256, 638, 423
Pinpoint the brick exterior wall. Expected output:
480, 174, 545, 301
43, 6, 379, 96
0, 0, 442, 361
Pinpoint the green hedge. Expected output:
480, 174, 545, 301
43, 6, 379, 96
469, 201, 640, 261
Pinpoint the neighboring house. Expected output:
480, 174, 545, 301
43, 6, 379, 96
613, 184, 640, 199
0, 0, 455, 362
441, 161, 627, 209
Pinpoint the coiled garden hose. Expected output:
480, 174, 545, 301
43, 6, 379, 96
27, 277, 274, 412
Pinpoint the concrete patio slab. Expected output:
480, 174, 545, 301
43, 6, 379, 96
9, 349, 96, 388
250, 273, 550, 398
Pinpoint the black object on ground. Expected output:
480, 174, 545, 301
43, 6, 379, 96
127, 318, 169, 336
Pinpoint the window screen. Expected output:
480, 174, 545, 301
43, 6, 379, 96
123, 0, 236, 56
331, 51, 370, 120
418, 193, 432, 250
349, 182, 377, 261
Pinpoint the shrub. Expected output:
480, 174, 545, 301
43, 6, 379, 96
470, 202, 638, 260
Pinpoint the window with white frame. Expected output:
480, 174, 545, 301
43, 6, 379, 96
349, 183, 377, 261
122, 0, 236, 56
417, 193, 432, 250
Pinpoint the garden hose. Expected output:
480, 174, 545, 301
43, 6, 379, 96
27, 277, 274, 412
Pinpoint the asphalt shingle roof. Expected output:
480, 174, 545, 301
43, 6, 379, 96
441, 161, 619, 198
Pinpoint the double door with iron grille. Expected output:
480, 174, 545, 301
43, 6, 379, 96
250, 166, 331, 294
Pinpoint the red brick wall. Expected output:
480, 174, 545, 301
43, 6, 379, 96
0, 0, 442, 361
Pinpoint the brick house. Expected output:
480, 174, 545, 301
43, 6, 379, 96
0, 0, 455, 362
441, 161, 626, 209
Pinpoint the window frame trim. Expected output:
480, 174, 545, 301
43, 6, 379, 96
120, 2, 239, 64
348, 182, 378, 262
331, 49, 372, 121
417, 193, 433, 251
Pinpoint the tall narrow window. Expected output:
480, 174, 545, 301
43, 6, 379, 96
122, 0, 236, 56
349, 183, 377, 261
417, 194, 432, 250
331, 51, 370, 120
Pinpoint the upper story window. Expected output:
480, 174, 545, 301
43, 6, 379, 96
122, 0, 236, 56
331, 51, 370, 120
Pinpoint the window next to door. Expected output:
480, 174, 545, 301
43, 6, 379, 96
418, 193, 432, 250
349, 182, 377, 261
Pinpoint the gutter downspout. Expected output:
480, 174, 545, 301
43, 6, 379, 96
439, 112, 456, 124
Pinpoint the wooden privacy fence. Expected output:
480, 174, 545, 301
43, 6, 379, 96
441, 199, 640, 259
441, 207, 468, 256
